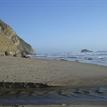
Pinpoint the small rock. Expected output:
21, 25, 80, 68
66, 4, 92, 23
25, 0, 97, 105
62, 104, 67, 106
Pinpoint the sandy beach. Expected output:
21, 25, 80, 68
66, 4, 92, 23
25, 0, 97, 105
0, 56, 107, 87
0, 56, 107, 107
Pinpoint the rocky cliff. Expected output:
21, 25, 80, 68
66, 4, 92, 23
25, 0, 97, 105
0, 20, 33, 57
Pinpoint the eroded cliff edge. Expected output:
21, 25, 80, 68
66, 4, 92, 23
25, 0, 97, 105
0, 20, 33, 57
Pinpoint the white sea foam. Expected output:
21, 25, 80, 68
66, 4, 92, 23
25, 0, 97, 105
35, 51, 107, 66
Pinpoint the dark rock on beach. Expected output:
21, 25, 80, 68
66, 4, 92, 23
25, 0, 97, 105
0, 82, 49, 89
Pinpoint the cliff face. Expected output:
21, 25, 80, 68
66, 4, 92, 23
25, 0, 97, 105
0, 20, 33, 57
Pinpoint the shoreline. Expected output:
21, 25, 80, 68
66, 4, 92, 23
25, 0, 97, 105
34, 54, 107, 67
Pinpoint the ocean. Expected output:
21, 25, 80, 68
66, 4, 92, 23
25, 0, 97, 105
35, 51, 107, 67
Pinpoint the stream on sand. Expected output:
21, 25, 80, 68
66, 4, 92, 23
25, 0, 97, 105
0, 83, 107, 105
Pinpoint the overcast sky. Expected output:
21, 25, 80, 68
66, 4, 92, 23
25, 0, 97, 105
0, 0, 107, 53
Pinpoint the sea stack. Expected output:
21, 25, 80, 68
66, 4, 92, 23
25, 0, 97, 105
0, 20, 33, 57
81, 49, 93, 53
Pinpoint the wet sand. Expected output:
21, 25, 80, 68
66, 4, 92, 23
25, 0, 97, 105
0, 56, 107, 87
0, 105, 107, 107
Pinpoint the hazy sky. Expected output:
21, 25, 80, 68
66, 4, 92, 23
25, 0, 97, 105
0, 0, 107, 53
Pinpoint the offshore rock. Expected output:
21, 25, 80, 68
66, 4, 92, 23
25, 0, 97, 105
81, 49, 93, 53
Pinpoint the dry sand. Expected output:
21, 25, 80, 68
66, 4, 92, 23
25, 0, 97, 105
0, 56, 107, 87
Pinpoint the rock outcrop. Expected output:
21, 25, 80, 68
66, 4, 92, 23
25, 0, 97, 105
81, 49, 93, 53
0, 20, 33, 57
